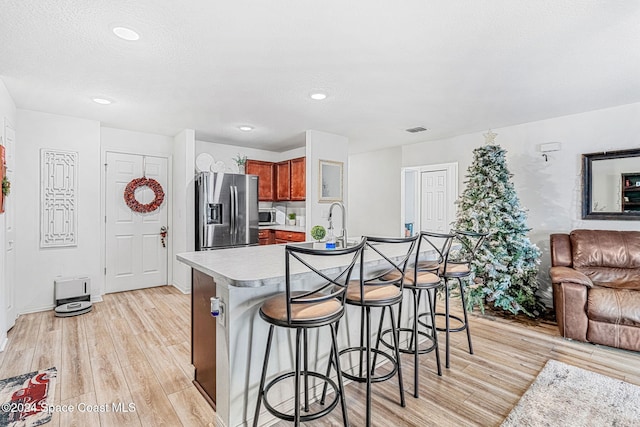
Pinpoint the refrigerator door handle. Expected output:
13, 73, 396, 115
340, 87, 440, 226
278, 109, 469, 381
229, 185, 235, 241
233, 185, 239, 239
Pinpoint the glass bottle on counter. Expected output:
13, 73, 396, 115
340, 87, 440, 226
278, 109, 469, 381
325, 227, 336, 249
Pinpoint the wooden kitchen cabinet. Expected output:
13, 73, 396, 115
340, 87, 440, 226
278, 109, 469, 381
274, 230, 306, 244
192, 269, 217, 408
275, 160, 291, 201
275, 157, 306, 201
258, 229, 275, 245
290, 157, 306, 201
246, 159, 275, 201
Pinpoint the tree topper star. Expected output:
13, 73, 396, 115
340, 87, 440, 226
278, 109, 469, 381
483, 129, 498, 144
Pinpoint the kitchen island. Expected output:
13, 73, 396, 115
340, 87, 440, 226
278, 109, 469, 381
177, 242, 421, 427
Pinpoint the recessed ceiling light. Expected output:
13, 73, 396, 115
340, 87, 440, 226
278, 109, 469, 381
310, 92, 327, 100
112, 26, 140, 41
92, 98, 112, 105
406, 126, 428, 133
238, 125, 254, 132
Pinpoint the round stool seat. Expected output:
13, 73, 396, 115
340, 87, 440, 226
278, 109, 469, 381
344, 280, 401, 304
260, 291, 342, 326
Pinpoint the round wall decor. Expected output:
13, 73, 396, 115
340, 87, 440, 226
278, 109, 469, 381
124, 177, 165, 213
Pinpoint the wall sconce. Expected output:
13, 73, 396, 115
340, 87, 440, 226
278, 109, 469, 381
539, 142, 561, 161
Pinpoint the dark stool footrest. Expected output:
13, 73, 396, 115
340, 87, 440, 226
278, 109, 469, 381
339, 347, 398, 383
432, 312, 468, 333
379, 328, 437, 355
262, 371, 340, 423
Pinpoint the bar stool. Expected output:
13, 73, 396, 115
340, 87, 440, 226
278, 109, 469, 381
325, 235, 418, 426
388, 231, 455, 397
253, 239, 365, 427
430, 229, 488, 368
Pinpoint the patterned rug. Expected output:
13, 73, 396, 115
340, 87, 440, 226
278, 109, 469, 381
0, 367, 57, 427
502, 359, 640, 427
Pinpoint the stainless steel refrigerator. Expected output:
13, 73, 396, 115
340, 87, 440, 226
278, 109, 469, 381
195, 172, 259, 250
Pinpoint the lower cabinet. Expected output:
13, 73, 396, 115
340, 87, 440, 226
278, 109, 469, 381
260, 229, 305, 245
192, 269, 216, 408
274, 230, 305, 244
258, 229, 274, 245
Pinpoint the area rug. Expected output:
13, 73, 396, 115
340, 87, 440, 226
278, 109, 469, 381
0, 367, 57, 427
502, 359, 640, 427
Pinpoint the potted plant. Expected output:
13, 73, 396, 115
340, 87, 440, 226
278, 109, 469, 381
233, 153, 247, 173
310, 225, 326, 249
2, 176, 10, 196
287, 212, 296, 225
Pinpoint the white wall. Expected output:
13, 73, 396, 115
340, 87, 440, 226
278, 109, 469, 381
305, 130, 350, 237
349, 102, 640, 303
348, 146, 403, 238
197, 140, 279, 168
0, 79, 16, 347
172, 129, 195, 293
196, 140, 305, 165
102, 127, 174, 155
16, 110, 102, 313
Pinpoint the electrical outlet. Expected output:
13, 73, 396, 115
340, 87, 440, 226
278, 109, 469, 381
217, 300, 226, 327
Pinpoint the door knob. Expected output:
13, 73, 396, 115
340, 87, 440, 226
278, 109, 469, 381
160, 226, 168, 247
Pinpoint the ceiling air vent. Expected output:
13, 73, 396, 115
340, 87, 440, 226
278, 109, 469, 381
405, 126, 428, 133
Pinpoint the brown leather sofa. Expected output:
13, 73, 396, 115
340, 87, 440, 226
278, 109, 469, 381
550, 229, 640, 352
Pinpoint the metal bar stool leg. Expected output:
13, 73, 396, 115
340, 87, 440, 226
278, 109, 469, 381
330, 323, 350, 427
370, 306, 386, 374
253, 325, 275, 427
294, 328, 302, 426
303, 328, 309, 412
365, 306, 372, 427
320, 320, 338, 405
428, 288, 442, 376
458, 278, 474, 354
359, 305, 366, 379
389, 307, 406, 407
445, 281, 451, 369
413, 288, 420, 398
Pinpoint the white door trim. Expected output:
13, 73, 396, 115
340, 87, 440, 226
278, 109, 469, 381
101, 150, 173, 297
3, 118, 16, 332
401, 162, 458, 235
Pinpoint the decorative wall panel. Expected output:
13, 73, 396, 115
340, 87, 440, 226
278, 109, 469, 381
40, 149, 78, 247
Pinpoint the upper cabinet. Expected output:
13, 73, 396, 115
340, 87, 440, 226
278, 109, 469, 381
290, 157, 306, 201
246, 160, 275, 201
247, 157, 305, 202
276, 157, 305, 201
275, 160, 291, 201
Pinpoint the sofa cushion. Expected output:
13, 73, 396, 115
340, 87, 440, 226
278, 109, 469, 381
571, 230, 640, 288
576, 267, 640, 289
587, 288, 640, 327
571, 230, 640, 269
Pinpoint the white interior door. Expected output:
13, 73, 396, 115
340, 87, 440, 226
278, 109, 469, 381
420, 169, 448, 232
105, 152, 168, 293
3, 121, 16, 330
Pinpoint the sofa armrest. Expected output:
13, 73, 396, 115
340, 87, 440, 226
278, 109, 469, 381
549, 266, 593, 287
550, 266, 591, 342
550, 233, 572, 267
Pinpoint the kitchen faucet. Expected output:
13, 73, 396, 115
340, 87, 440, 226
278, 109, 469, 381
328, 202, 348, 248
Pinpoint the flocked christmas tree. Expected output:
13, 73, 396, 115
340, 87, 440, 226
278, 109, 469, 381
452, 130, 542, 317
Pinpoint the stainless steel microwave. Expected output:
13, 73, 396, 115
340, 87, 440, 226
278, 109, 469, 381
258, 208, 276, 225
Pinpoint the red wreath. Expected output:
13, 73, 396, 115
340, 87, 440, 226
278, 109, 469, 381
124, 177, 165, 213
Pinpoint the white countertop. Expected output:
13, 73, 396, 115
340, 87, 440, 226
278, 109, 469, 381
177, 244, 356, 288
177, 241, 426, 288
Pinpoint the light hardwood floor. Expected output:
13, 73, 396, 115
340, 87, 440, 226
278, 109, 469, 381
1, 286, 639, 427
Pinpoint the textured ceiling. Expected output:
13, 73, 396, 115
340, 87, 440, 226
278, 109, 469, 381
1, 1, 639, 153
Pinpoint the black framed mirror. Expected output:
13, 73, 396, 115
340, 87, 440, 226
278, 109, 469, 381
582, 148, 640, 220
